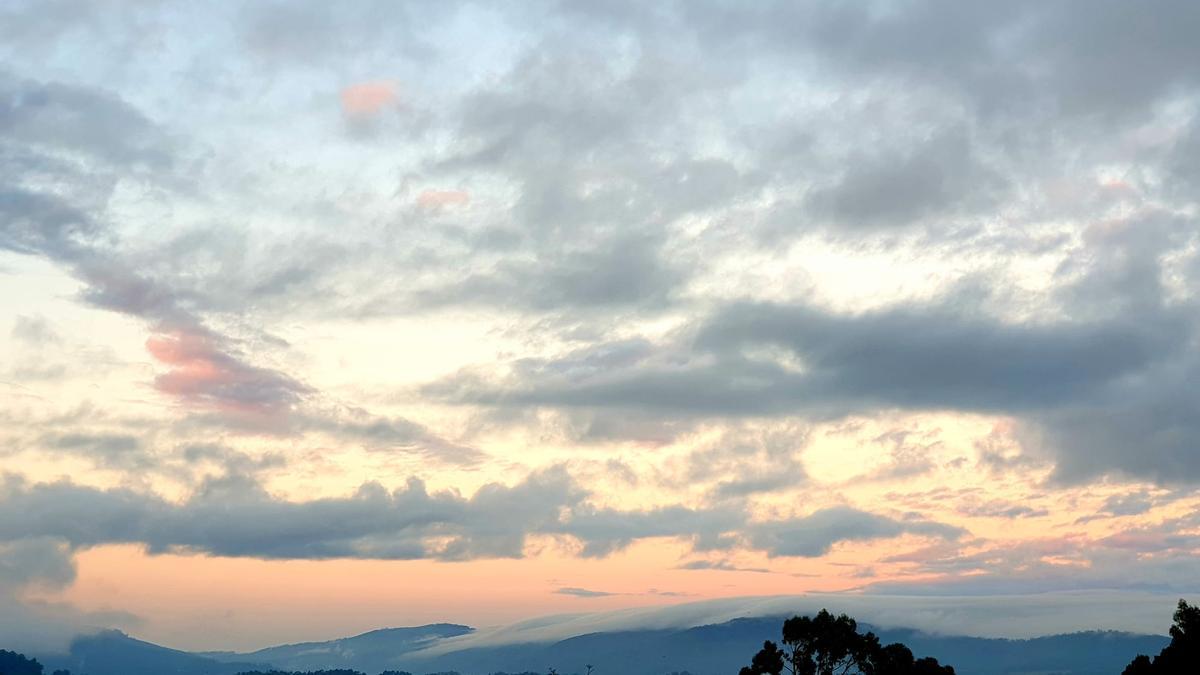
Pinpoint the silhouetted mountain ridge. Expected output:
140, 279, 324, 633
25, 618, 1169, 675
41, 630, 259, 675
202, 624, 473, 673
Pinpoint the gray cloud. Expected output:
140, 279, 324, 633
1073, 492, 1161, 525
874, 532, 1200, 596
748, 506, 965, 558
555, 586, 617, 598
430, 295, 1177, 415
805, 129, 1005, 230
0, 537, 75, 590
683, 1, 1200, 121
427, 208, 1200, 483
956, 501, 1048, 520
0, 470, 960, 563
300, 408, 485, 466
677, 560, 771, 574
10, 314, 60, 345
44, 433, 148, 472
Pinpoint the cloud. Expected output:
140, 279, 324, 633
676, 560, 771, 574
10, 314, 60, 345
417, 189, 470, 210
300, 407, 485, 465
555, 586, 618, 598
876, 511, 1200, 596
44, 433, 149, 472
340, 80, 399, 118
145, 327, 310, 423
429, 295, 1176, 415
804, 129, 1005, 229
0, 537, 75, 590
0, 69, 170, 168
0, 534, 141, 656
748, 506, 965, 558
426, 247, 1200, 482
1074, 492, 1160, 524
955, 500, 1048, 519
0, 469, 961, 564
3, 1, 1200, 643
411, 233, 684, 312
411, 591, 1186, 656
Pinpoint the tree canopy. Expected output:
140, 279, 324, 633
0, 650, 44, 675
739, 609, 955, 675
1122, 599, 1199, 675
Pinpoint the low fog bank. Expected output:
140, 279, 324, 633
413, 590, 1177, 657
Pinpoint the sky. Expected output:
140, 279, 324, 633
1, 0, 1200, 656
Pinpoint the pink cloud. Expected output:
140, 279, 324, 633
417, 189, 470, 210
1098, 531, 1176, 552
145, 327, 308, 424
340, 81, 399, 119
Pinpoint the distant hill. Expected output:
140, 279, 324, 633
201, 624, 473, 674
26, 618, 1169, 675
386, 617, 1171, 675
39, 630, 259, 675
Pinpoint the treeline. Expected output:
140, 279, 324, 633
233, 671, 541, 675
233, 671, 540, 675
737, 610, 953, 675
0, 649, 70, 675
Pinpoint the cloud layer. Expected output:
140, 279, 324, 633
2, 0, 1200, 651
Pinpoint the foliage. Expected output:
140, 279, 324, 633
738, 609, 955, 675
0, 649, 44, 675
235, 671, 368, 675
235, 671, 450, 675
1122, 599, 1200, 675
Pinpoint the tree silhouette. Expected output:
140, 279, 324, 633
1122, 599, 1199, 674
1122, 654, 1154, 675
739, 609, 955, 675
0, 649, 44, 675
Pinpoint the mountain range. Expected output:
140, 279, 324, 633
34, 617, 1169, 675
